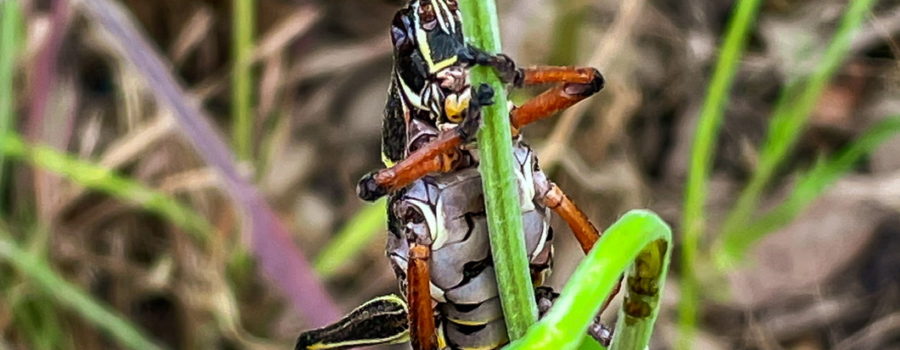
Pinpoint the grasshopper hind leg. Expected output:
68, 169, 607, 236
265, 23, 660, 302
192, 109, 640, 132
295, 295, 409, 350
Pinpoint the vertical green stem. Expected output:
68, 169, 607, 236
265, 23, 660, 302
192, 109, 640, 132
459, 0, 538, 340
679, 0, 761, 349
0, 0, 22, 212
232, 0, 254, 160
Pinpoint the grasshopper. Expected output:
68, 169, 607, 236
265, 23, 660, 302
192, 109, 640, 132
298, 1, 613, 349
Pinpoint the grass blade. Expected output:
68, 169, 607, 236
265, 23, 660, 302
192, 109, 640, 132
716, 116, 900, 263
313, 199, 387, 278
232, 0, 254, 160
0, 0, 22, 211
460, 0, 538, 339
0, 231, 163, 350
719, 0, 879, 252
78, 0, 340, 325
0, 131, 212, 241
505, 210, 672, 350
679, 0, 762, 348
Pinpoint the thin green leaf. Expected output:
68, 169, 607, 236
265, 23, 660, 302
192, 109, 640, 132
679, 0, 762, 348
314, 199, 387, 278
0, 0, 23, 211
720, 0, 878, 253
460, 0, 538, 340
0, 231, 163, 350
505, 210, 671, 350
0, 131, 212, 242
716, 116, 900, 263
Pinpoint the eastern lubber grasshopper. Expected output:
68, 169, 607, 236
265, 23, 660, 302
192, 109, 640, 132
297, 1, 614, 349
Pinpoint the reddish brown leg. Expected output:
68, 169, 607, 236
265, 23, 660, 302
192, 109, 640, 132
540, 183, 621, 313
511, 66, 604, 129
408, 244, 437, 350
357, 133, 460, 201
358, 67, 603, 201
541, 183, 600, 253
357, 85, 494, 201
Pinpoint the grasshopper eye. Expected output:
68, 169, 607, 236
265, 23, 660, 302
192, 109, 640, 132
446, 0, 458, 11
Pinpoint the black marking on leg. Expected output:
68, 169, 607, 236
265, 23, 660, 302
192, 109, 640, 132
461, 46, 521, 84
457, 84, 492, 142
357, 172, 389, 202
534, 286, 559, 315
563, 69, 605, 97
588, 322, 613, 347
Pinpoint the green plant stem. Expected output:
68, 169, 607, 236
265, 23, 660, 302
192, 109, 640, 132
0, 132, 212, 242
719, 0, 878, 262
0, 231, 163, 350
460, 0, 538, 340
313, 199, 387, 278
0, 0, 22, 213
232, 0, 254, 160
505, 210, 671, 350
678, 0, 761, 348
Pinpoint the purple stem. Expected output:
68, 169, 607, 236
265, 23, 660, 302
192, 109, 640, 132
79, 0, 340, 326
27, 0, 68, 141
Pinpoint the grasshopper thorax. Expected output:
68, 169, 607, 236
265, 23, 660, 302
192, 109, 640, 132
391, 0, 472, 130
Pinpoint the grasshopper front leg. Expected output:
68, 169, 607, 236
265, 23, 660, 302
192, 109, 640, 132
357, 84, 494, 201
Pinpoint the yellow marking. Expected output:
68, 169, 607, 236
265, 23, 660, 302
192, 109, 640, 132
304, 295, 409, 349
431, 56, 459, 73
414, 7, 460, 74
437, 324, 448, 349
444, 93, 469, 123
446, 317, 490, 326
381, 151, 396, 167
460, 343, 507, 350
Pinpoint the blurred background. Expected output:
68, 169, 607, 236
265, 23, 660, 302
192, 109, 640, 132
0, 0, 898, 349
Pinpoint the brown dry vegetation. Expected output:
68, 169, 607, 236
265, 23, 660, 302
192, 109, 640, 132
2, 0, 899, 349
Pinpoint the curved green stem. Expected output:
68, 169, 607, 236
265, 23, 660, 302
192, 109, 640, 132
505, 210, 672, 350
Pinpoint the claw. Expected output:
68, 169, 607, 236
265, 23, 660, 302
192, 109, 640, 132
357, 172, 390, 201
461, 47, 521, 84
472, 83, 494, 107
588, 322, 613, 347
491, 54, 521, 85
562, 69, 605, 97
